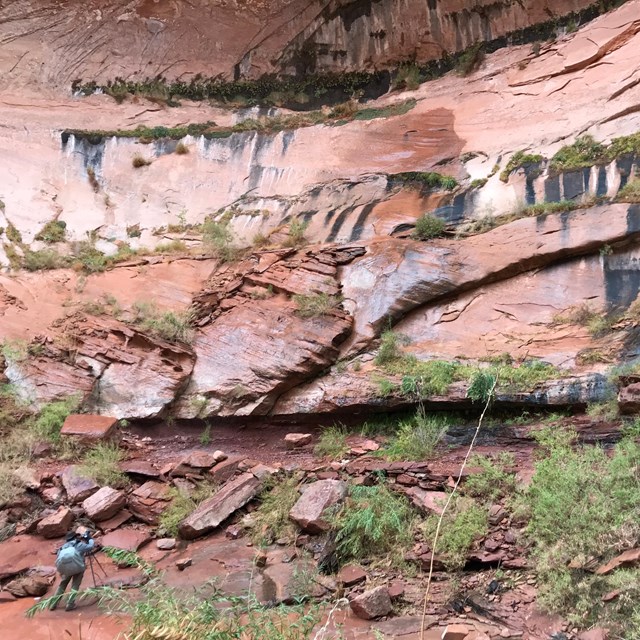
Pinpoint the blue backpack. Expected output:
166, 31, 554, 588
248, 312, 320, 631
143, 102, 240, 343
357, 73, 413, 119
56, 543, 85, 576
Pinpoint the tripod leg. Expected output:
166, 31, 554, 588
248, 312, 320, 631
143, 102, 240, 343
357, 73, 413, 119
88, 556, 98, 588
91, 553, 109, 578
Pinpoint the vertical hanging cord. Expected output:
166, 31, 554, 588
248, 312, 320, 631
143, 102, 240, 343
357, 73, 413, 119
419, 375, 498, 639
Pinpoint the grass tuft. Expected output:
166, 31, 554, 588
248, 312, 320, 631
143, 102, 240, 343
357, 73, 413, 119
292, 293, 341, 318
380, 408, 451, 461
333, 483, 416, 567
78, 442, 128, 488
314, 425, 349, 460
251, 474, 301, 545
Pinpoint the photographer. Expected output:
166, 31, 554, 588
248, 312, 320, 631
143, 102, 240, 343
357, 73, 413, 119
50, 528, 95, 611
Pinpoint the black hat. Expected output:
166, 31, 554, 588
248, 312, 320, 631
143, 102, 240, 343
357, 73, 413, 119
65, 531, 76, 541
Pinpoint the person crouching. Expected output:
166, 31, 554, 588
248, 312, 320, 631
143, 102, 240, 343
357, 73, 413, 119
50, 529, 95, 611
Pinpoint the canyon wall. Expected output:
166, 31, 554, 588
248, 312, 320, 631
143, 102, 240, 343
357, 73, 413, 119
1, 2, 640, 419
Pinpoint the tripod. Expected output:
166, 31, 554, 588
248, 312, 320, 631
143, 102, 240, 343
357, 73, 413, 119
86, 551, 108, 588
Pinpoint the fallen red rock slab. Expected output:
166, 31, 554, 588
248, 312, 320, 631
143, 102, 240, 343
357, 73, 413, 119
595, 548, 640, 575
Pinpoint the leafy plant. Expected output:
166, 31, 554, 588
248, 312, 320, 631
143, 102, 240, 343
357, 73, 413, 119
175, 141, 189, 155
159, 484, 214, 537
35, 220, 67, 243
72, 241, 108, 273
500, 150, 544, 183
393, 64, 421, 90
375, 330, 403, 366
517, 427, 640, 634
202, 218, 237, 262
456, 43, 485, 77
333, 483, 416, 566
32, 397, 81, 442
422, 497, 488, 570
23, 249, 67, 271
283, 219, 308, 248
549, 135, 606, 173
464, 453, 517, 502
412, 214, 446, 240
389, 172, 458, 191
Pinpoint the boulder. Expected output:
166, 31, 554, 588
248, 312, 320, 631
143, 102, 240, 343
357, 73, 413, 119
337, 564, 367, 587
40, 486, 64, 504
60, 414, 117, 441
101, 528, 151, 552
387, 580, 405, 600
156, 538, 176, 550
618, 382, 640, 414
12, 466, 40, 491
36, 507, 74, 539
284, 433, 313, 449
120, 460, 161, 479
404, 488, 448, 515
349, 586, 392, 620
98, 509, 133, 532
176, 558, 192, 571
61, 466, 99, 504
179, 471, 267, 539
82, 487, 126, 522
289, 480, 347, 534
209, 457, 243, 483
442, 624, 470, 640
128, 481, 171, 525
5, 574, 51, 597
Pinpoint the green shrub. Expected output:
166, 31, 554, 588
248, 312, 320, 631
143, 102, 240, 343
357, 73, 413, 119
202, 218, 237, 262
131, 301, 194, 344
499, 150, 544, 182
78, 443, 128, 488
375, 330, 402, 366
516, 199, 579, 217
32, 397, 80, 442
464, 453, 517, 502
6, 223, 22, 244
550, 135, 606, 173
456, 43, 485, 77
466, 369, 497, 404
251, 475, 301, 545
389, 172, 458, 191
283, 219, 307, 247
292, 293, 341, 318
492, 360, 558, 392
333, 483, 415, 566
412, 214, 446, 240
35, 220, 67, 243
422, 497, 488, 570
381, 408, 450, 461
388, 357, 467, 397
393, 64, 421, 90
617, 178, 640, 203
517, 428, 640, 633
586, 398, 619, 421
23, 249, 66, 271
314, 425, 349, 460
73, 242, 108, 273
